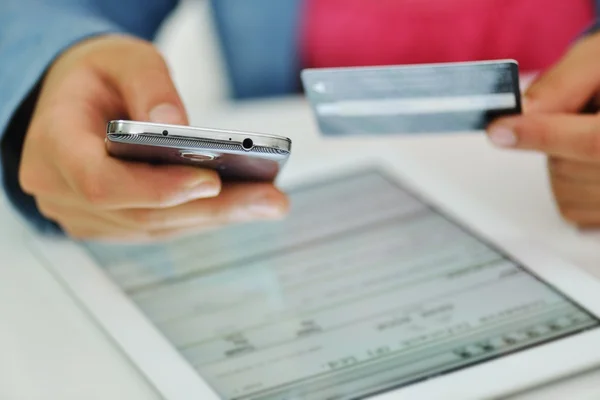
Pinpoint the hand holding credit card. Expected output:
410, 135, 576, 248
301, 60, 522, 135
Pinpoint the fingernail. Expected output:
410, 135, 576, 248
488, 127, 517, 148
149, 103, 185, 124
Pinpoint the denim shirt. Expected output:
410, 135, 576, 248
0, 0, 597, 233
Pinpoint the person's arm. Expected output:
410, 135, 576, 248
0, 0, 178, 233
0, 3, 287, 241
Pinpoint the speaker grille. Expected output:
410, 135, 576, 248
109, 134, 289, 155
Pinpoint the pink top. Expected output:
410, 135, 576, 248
301, 0, 594, 72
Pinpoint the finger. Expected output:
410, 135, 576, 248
40, 63, 223, 209
24, 107, 222, 209
110, 183, 289, 230
64, 226, 164, 243
143, 225, 224, 242
64, 154, 222, 209
95, 224, 222, 244
524, 33, 600, 113
549, 180, 600, 228
486, 114, 600, 162
37, 198, 207, 242
557, 208, 600, 228
548, 157, 600, 183
36, 199, 139, 237
88, 36, 188, 124
549, 174, 600, 206
52, 119, 222, 209
59, 183, 290, 243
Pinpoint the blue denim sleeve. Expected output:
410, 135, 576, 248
209, 0, 302, 99
0, 0, 177, 234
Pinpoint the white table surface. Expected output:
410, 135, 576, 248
3, 2, 600, 399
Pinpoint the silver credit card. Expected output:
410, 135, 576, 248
301, 60, 522, 136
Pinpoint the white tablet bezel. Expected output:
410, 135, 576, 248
26, 163, 600, 400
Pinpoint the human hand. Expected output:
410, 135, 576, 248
19, 35, 289, 241
486, 32, 600, 227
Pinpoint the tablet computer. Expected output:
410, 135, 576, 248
28, 167, 600, 400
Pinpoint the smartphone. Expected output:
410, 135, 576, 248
106, 120, 291, 182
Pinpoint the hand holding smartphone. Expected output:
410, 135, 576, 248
106, 120, 292, 181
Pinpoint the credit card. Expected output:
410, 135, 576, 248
300, 60, 521, 136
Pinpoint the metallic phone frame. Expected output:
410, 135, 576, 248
106, 120, 291, 181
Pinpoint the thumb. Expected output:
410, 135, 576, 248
91, 36, 187, 124
524, 33, 600, 114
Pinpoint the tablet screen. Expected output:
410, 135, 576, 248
85, 170, 599, 400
